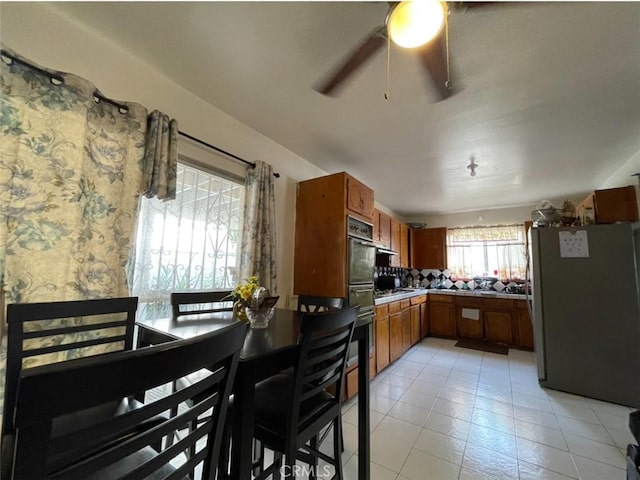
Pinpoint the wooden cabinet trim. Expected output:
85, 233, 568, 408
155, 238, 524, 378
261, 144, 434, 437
388, 301, 402, 313
481, 297, 514, 309
410, 295, 427, 305
429, 294, 454, 303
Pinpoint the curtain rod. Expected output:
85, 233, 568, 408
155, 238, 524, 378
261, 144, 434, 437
0, 49, 281, 179
178, 131, 280, 178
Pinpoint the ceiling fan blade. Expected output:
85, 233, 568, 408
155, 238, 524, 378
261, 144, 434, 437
418, 33, 454, 101
315, 26, 387, 96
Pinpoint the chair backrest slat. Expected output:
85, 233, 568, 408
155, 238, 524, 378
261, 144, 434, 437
289, 306, 359, 436
171, 290, 233, 319
297, 295, 345, 313
9, 322, 247, 480
2, 297, 138, 442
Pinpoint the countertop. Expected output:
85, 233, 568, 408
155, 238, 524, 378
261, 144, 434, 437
374, 288, 529, 305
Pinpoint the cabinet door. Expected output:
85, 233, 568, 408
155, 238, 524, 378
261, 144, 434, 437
373, 209, 381, 243
346, 176, 374, 220
411, 227, 447, 269
484, 310, 512, 344
390, 219, 401, 267
399, 223, 409, 268
420, 301, 429, 337
515, 307, 534, 349
410, 304, 421, 345
456, 306, 483, 339
594, 186, 639, 223
375, 314, 390, 372
379, 212, 391, 247
389, 311, 403, 362
401, 306, 411, 353
429, 302, 454, 337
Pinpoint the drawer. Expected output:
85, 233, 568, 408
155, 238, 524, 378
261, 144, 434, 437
429, 294, 454, 303
455, 296, 482, 308
375, 304, 389, 316
401, 300, 411, 309
482, 297, 514, 309
515, 299, 528, 310
410, 295, 427, 305
388, 301, 401, 314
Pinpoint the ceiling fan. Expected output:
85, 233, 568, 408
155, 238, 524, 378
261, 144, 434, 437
315, 1, 491, 100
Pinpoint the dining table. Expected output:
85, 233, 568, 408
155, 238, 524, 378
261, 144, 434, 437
136, 308, 371, 480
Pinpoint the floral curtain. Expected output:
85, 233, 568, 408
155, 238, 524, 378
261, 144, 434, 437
447, 224, 527, 281
0, 47, 177, 420
141, 110, 178, 200
239, 161, 277, 294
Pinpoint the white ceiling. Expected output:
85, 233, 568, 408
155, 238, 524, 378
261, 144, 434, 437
51, 1, 640, 216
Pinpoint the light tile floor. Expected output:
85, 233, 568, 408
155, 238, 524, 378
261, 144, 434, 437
328, 337, 635, 480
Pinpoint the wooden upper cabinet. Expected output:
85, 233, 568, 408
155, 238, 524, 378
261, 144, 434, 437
379, 212, 392, 247
390, 219, 400, 252
346, 175, 374, 220
399, 223, 409, 268
389, 218, 401, 266
577, 186, 638, 224
411, 227, 447, 269
593, 186, 638, 224
373, 209, 381, 243
294, 171, 373, 298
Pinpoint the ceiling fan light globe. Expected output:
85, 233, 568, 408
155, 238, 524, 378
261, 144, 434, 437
388, 0, 445, 49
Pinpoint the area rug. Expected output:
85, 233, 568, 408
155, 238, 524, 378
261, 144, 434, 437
454, 338, 508, 355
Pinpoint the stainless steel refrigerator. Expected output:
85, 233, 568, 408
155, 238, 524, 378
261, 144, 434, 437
529, 223, 640, 408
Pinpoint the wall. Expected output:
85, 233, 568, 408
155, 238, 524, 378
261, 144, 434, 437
405, 196, 583, 229
599, 150, 640, 213
0, 3, 328, 303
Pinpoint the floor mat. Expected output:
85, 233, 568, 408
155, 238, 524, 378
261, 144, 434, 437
455, 338, 509, 355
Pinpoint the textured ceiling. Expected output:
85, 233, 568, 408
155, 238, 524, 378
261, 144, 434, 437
50, 1, 640, 216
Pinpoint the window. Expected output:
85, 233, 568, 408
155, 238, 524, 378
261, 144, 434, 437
446, 225, 526, 281
128, 161, 244, 320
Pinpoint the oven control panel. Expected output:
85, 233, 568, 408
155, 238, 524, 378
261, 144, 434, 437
348, 216, 373, 242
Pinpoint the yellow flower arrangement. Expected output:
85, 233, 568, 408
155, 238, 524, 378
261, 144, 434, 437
233, 275, 259, 302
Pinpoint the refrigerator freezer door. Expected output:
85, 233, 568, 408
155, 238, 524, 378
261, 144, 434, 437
530, 227, 546, 381
535, 224, 640, 407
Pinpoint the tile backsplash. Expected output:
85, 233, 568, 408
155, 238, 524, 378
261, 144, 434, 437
375, 267, 527, 293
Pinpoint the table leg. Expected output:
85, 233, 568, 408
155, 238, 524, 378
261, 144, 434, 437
357, 326, 370, 480
231, 365, 256, 480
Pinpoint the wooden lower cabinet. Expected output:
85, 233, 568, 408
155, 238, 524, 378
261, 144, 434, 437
375, 305, 390, 372
420, 301, 429, 337
484, 310, 512, 344
514, 302, 534, 349
429, 296, 455, 337
410, 295, 427, 341
410, 304, 421, 345
344, 354, 376, 399
456, 301, 483, 339
389, 302, 403, 362
401, 300, 411, 352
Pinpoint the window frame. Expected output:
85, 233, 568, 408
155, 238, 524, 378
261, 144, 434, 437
128, 155, 245, 320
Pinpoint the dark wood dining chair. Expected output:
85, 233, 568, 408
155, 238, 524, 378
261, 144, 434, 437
297, 294, 347, 452
5, 323, 247, 480
171, 289, 233, 319
250, 305, 359, 479
297, 295, 346, 313
1, 297, 154, 478
167, 290, 235, 454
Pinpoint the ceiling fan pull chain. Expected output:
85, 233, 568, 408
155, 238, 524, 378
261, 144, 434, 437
445, 3, 451, 90
385, 32, 391, 100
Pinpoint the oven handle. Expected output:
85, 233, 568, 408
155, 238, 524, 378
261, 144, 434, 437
350, 238, 376, 248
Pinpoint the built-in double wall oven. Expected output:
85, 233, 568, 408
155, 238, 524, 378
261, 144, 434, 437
346, 216, 375, 364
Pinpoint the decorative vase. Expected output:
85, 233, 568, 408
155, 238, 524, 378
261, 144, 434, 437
245, 306, 275, 329
233, 300, 249, 322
